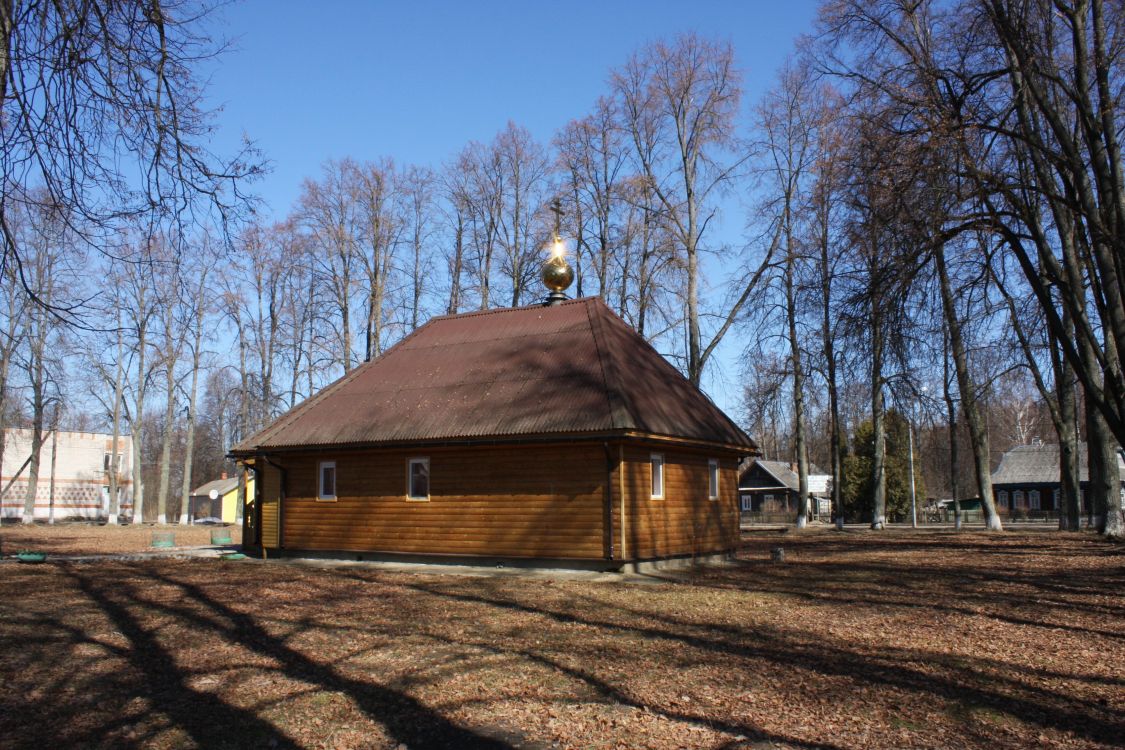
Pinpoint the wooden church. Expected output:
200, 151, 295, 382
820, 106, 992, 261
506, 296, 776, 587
232, 246, 757, 567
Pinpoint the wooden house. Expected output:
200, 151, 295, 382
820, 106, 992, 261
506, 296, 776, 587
188, 474, 254, 523
991, 441, 1125, 520
738, 459, 832, 520
230, 290, 756, 568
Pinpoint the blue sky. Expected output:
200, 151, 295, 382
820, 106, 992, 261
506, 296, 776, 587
201, 0, 823, 415
206, 1, 821, 215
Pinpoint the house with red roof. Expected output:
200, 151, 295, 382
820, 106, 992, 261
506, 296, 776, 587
231, 254, 757, 568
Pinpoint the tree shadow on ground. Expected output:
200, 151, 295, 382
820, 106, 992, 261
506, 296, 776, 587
385, 570, 1125, 747
105, 566, 517, 750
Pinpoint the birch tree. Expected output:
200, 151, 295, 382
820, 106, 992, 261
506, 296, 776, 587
352, 159, 403, 359
613, 33, 767, 385
178, 248, 213, 525
154, 251, 187, 525
555, 97, 630, 302
299, 160, 360, 374
759, 60, 818, 527
402, 166, 437, 330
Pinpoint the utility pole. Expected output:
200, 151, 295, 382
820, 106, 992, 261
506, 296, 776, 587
908, 422, 917, 528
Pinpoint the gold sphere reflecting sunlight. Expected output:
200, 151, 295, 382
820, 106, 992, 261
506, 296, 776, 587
541, 253, 574, 292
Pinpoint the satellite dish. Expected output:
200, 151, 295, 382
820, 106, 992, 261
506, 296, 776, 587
209, 489, 219, 500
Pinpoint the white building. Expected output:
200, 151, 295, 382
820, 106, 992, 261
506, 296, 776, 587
1, 428, 133, 521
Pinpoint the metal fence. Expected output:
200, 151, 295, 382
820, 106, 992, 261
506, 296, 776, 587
740, 508, 1097, 526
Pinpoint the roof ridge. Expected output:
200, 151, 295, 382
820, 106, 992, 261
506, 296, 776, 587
592, 300, 754, 447
754, 460, 798, 489
584, 298, 634, 430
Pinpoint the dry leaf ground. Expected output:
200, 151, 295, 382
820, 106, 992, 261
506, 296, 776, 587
0, 522, 241, 555
0, 529, 1121, 749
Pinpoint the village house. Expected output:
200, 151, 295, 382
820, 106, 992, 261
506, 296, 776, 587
737, 459, 832, 520
231, 252, 756, 568
1, 428, 133, 521
188, 473, 253, 523
991, 441, 1125, 520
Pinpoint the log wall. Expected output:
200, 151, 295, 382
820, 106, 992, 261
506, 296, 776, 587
618, 446, 740, 560
271, 443, 607, 558
258, 441, 742, 561
260, 463, 281, 548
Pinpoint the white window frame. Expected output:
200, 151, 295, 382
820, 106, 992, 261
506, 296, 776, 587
650, 453, 664, 499
1029, 490, 1041, 510
1013, 489, 1025, 508
318, 461, 337, 501
407, 457, 430, 501
997, 490, 1008, 507
708, 458, 720, 500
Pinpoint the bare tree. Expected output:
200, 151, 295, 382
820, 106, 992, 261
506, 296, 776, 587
352, 159, 403, 359
613, 33, 767, 385
451, 141, 503, 311
493, 123, 552, 307
299, 160, 360, 373
154, 247, 188, 525
15, 202, 72, 523
0, 247, 28, 498
758, 59, 822, 527
178, 246, 213, 524
555, 97, 630, 301
401, 166, 437, 330
806, 88, 849, 529
440, 171, 470, 315
0, 0, 259, 318
820, 0, 1125, 536
119, 239, 160, 523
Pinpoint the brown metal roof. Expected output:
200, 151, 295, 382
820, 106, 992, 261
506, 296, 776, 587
232, 297, 756, 453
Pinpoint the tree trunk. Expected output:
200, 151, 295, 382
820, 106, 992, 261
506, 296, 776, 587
784, 222, 809, 528
131, 426, 144, 524
935, 244, 1002, 530
131, 314, 148, 524
156, 355, 176, 525
1077, 320, 1125, 536
1086, 393, 1111, 530
107, 320, 125, 524
47, 408, 59, 524
179, 355, 199, 526
870, 314, 887, 529
822, 278, 843, 530
449, 210, 464, 314
178, 280, 205, 525
412, 220, 423, 330
21, 313, 45, 524
340, 254, 353, 371
943, 327, 962, 531
1055, 323, 1081, 529
0, 293, 19, 507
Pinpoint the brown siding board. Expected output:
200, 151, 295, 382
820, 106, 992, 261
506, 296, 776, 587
273, 444, 607, 559
622, 446, 739, 559
260, 439, 739, 562
260, 464, 281, 548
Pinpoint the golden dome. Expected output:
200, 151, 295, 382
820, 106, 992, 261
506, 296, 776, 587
541, 253, 574, 293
